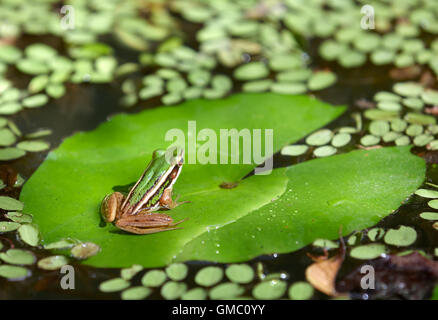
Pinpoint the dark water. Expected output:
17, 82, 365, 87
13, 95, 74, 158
1, 27, 437, 299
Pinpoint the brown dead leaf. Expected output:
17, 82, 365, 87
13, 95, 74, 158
390, 65, 421, 80
305, 252, 344, 296
355, 99, 375, 110
420, 70, 436, 88
0, 165, 18, 189
425, 106, 438, 116
419, 150, 438, 164
305, 230, 346, 297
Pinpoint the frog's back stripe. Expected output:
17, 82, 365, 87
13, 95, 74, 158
129, 163, 182, 215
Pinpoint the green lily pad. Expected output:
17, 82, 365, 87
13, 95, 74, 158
181, 288, 207, 300
281, 145, 309, 156
0, 128, 16, 146
225, 264, 254, 284
313, 145, 337, 158
270, 82, 307, 95
99, 278, 130, 292
0, 221, 21, 232
209, 282, 244, 299
350, 244, 387, 260
5, 212, 32, 223
18, 224, 40, 247
331, 133, 351, 148
313, 239, 339, 249
420, 212, 438, 220
233, 62, 269, 81
288, 281, 314, 300
165, 263, 188, 281
415, 189, 438, 198
195, 266, 223, 287
16, 141, 50, 152
177, 147, 424, 263
0, 249, 36, 265
0, 196, 24, 211
43, 239, 78, 250
141, 270, 166, 287
161, 281, 187, 299
384, 226, 417, 246
21, 94, 345, 268
305, 129, 333, 146
121, 286, 151, 300
307, 71, 337, 91
121, 264, 143, 280
252, 279, 287, 299
21, 95, 424, 268
422, 90, 438, 105
0, 265, 30, 280
367, 228, 385, 241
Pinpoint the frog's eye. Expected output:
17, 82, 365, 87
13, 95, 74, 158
152, 149, 166, 159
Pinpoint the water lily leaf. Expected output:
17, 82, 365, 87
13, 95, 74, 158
176, 147, 424, 263
18, 224, 40, 247
121, 286, 151, 300
161, 281, 187, 299
20, 93, 345, 268
0, 249, 36, 265
20, 96, 424, 268
165, 263, 188, 281
99, 278, 130, 292
252, 279, 287, 299
209, 282, 244, 299
0, 265, 30, 280
0, 196, 24, 211
225, 264, 254, 284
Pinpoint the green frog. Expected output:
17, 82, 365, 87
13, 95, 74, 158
101, 147, 186, 234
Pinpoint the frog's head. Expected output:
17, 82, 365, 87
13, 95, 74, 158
161, 146, 184, 167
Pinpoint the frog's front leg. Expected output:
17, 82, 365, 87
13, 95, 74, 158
115, 212, 185, 235
159, 189, 189, 210
101, 192, 125, 223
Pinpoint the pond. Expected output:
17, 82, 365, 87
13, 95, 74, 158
0, 0, 438, 300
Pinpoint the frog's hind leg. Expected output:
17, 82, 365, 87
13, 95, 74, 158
117, 225, 183, 235
115, 213, 188, 235
116, 218, 187, 235
101, 192, 125, 222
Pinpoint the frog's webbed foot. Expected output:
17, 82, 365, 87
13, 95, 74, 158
159, 189, 190, 210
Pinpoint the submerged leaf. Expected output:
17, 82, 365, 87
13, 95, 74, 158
37, 255, 69, 270
71, 242, 100, 259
